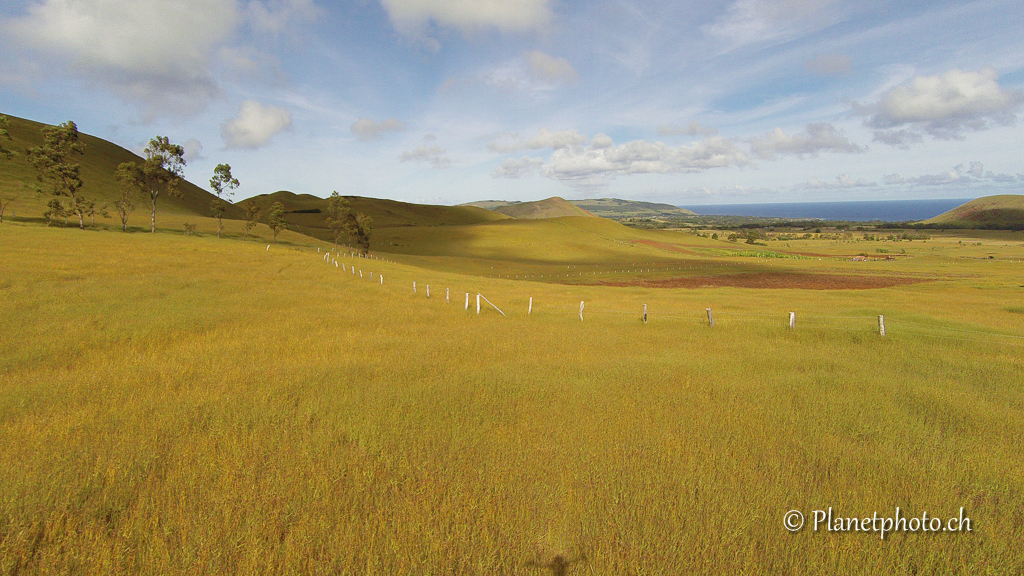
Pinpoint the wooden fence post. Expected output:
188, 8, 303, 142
529, 297, 533, 315
878, 315, 886, 337
706, 308, 714, 327
789, 312, 795, 330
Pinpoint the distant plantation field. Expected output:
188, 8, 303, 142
2, 212, 1024, 574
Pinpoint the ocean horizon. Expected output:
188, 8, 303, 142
680, 198, 973, 222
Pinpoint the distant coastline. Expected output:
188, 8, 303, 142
680, 198, 974, 222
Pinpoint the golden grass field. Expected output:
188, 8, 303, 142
2, 213, 1024, 574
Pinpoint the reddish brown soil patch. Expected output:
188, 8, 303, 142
596, 272, 924, 290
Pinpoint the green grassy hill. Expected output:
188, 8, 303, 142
923, 194, 1024, 229
463, 197, 695, 220
569, 197, 696, 218
237, 190, 510, 243
0, 114, 244, 222
491, 196, 594, 219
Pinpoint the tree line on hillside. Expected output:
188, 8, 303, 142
0, 115, 373, 253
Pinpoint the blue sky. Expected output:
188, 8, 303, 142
2, 0, 1022, 206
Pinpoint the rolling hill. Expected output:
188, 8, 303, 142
569, 198, 696, 218
463, 197, 695, 220
923, 195, 1024, 229
0, 113, 244, 221
237, 190, 510, 243
490, 196, 594, 219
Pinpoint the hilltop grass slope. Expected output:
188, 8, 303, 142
237, 190, 509, 243
924, 194, 1024, 229
1, 222, 1023, 574
0, 114, 244, 221
569, 197, 696, 218
491, 196, 595, 219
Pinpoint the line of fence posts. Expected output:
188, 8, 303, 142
328, 255, 889, 337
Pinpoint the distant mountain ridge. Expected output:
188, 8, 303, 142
569, 198, 695, 218
488, 197, 595, 219
463, 197, 695, 219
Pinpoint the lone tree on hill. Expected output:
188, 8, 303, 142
26, 120, 88, 228
353, 212, 372, 255
0, 115, 15, 223
325, 190, 351, 250
117, 136, 186, 233
209, 163, 239, 238
0, 115, 13, 160
113, 163, 137, 231
267, 201, 287, 243
243, 203, 262, 240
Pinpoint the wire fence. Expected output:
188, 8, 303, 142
297, 244, 1024, 347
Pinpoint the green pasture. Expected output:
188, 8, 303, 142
2, 218, 1023, 574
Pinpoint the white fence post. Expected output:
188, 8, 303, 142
528, 297, 533, 315
878, 315, 886, 337
413, 281, 416, 293
789, 312, 795, 330
579, 301, 585, 321
706, 308, 714, 327
642, 304, 647, 324
446, 288, 450, 303
465, 292, 469, 311
426, 285, 430, 298
476, 294, 481, 314
380, 275, 383, 284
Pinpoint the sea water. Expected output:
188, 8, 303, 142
681, 198, 973, 222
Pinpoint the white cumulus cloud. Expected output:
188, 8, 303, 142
488, 128, 586, 152
350, 118, 407, 141
748, 122, 866, 160
3, 0, 319, 118
524, 51, 578, 83
182, 138, 204, 162
539, 136, 752, 183
400, 144, 452, 168
4, 0, 240, 117
492, 156, 543, 178
221, 100, 292, 149
860, 67, 1023, 142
